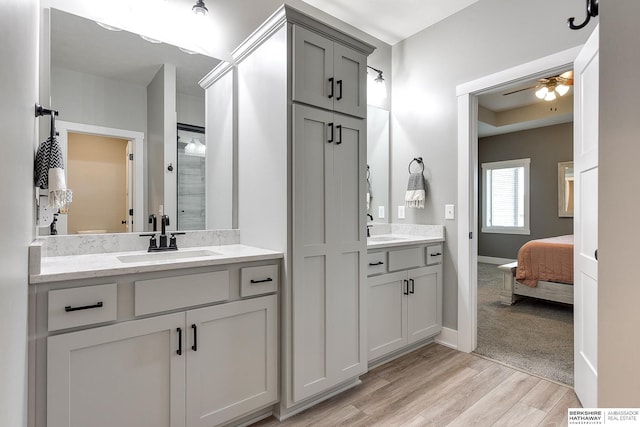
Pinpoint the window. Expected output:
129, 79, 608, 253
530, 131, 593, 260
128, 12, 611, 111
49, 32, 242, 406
482, 158, 530, 235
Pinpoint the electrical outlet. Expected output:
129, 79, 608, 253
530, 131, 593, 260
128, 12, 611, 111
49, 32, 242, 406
398, 205, 405, 219
378, 206, 385, 219
445, 204, 455, 220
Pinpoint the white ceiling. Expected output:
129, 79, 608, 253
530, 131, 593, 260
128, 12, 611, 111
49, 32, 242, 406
301, 0, 480, 45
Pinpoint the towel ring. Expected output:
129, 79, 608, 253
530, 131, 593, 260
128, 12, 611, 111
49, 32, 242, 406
408, 157, 424, 174
366, 164, 371, 180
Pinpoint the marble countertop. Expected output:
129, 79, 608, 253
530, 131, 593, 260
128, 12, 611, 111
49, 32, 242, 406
367, 234, 444, 250
31, 244, 284, 284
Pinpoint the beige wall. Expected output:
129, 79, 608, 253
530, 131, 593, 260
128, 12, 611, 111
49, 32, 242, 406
67, 133, 128, 234
599, 0, 640, 407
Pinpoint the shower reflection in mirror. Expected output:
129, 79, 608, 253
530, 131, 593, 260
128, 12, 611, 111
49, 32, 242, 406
177, 123, 206, 230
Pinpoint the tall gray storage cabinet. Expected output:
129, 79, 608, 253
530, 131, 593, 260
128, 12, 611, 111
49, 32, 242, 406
232, 5, 375, 416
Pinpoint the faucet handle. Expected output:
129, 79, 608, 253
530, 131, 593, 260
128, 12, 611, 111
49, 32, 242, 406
169, 232, 185, 250
140, 233, 158, 251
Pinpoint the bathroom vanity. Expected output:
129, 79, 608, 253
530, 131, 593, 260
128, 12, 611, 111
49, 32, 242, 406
366, 225, 444, 364
29, 236, 282, 427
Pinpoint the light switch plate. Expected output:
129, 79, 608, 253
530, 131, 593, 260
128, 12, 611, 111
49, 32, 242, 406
445, 204, 455, 220
378, 206, 385, 219
398, 205, 405, 219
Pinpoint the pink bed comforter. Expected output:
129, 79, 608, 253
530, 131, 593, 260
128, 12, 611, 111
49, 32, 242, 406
515, 235, 574, 287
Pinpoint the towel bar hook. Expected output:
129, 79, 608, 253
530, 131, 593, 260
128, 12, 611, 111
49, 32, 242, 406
408, 157, 424, 174
35, 103, 59, 139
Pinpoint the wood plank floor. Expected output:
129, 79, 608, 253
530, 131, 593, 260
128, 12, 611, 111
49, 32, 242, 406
252, 344, 581, 427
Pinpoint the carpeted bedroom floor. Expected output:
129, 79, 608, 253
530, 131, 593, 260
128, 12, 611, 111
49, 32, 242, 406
474, 262, 574, 385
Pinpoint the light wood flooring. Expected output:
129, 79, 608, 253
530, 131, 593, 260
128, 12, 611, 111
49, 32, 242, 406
253, 343, 581, 427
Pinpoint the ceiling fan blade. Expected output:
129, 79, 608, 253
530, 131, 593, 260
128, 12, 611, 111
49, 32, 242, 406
502, 85, 538, 96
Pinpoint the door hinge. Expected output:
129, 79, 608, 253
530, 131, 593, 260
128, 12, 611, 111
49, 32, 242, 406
129, 208, 134, 216
469, 232, 473, 239
129, 153, 134, 161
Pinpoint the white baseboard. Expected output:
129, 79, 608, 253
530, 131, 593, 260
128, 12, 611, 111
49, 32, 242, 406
478, 256, 516, 265
434, 327, 458, 350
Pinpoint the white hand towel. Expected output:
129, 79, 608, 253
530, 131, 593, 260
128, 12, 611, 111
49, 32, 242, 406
405, 172, 426, 209
34, 136, 72, 210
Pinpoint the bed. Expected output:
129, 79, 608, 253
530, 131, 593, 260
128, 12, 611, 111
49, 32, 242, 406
498, 235, 574, 305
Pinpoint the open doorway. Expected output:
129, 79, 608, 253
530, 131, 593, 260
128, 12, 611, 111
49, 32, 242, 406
67, 132, 130, 234
473, 74, 575, 384
55, 120, 145, 235
455, 46, 581, 350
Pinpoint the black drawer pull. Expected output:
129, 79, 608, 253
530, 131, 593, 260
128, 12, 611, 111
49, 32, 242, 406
328, 77, 334, 99
328, 123, 334, 143
250, 278, 273, 284
368, 261, 384, 266
430, 252, 442, 257
64, 301, 103, 312
191, 324, 198, 352
177, 328, 183, 356
336, 124, 342, 145
336, 79, 343, 100
409, 278, 415, 294
403, 280, 409, 295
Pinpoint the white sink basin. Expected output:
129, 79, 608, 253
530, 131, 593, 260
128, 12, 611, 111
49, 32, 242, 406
117, 249, 221, 263
368, 235, 409, 243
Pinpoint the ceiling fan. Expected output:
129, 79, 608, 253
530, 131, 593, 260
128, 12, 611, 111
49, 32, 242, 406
503, 71, 574, 101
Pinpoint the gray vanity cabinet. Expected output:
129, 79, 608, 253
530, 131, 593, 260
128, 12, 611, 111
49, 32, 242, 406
37, 262, 279, 427
367, 245, 443, 363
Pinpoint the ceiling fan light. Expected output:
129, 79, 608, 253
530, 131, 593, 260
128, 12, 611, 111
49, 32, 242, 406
535, 87, 548, 99
544, 90, 557, 101
556, 84, 570, 96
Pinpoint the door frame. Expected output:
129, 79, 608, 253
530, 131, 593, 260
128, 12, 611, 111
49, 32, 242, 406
455, 46, 582, 353
56, 121, 145, 233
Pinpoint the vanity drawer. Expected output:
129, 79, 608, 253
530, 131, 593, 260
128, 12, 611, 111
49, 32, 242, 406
426, 244, 443, 265
135, 271, 230, 316
367, 252, 387, 276
240, 265, 279, 297
388, 247, 425, 271
48, 283, 117, 332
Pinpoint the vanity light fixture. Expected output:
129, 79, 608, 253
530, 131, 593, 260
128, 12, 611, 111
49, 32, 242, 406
192, 0, 208, 16
367, 65, 384, 83
140, 35, 162, 44
96, 22, 122, 32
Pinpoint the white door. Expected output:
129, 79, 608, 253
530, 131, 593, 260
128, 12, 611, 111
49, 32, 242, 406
573, 25, 599, 408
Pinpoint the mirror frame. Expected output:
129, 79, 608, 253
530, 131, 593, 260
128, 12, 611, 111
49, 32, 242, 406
558, 161, 574, 218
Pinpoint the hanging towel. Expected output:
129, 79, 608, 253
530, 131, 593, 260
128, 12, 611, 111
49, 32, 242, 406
34, 136, 72, 210
366, 177, 372, 210
405, 172, 426, 208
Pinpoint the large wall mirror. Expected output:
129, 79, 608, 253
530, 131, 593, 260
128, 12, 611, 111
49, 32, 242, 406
558, 161, 574, 217
41, 8, 231, 235
367, 105, 389, 222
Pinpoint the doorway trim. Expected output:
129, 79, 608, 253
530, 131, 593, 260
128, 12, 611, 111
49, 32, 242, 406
56, 120, 145, 233
455, 46, 582, 353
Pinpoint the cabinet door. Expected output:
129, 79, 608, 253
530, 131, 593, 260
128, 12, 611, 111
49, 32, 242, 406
292, 104, 334, 401
185, 295, 278, 427
292, 105, 366, 401
368, 271, 408, 361
333, 43, 367, 118
47, 313, 186, 427
407, 265, 442, 344
293, 25, 334, 111
328, 112, 367, 383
